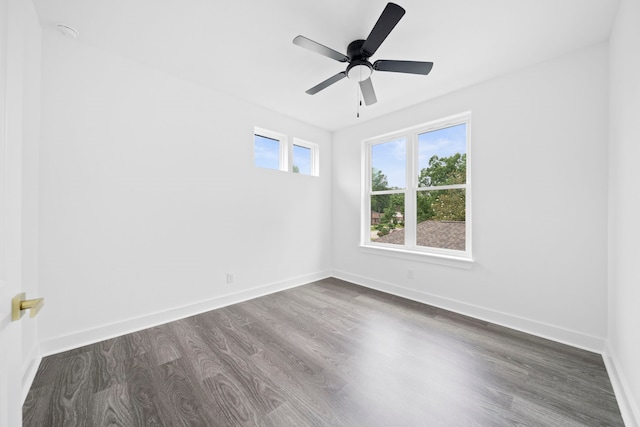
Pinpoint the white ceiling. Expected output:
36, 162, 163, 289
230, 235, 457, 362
32, 0, 619, 132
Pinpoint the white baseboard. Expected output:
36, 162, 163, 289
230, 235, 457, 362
332, 269, 605, 353
603, 343, 640, 427
39, 270, 331, 357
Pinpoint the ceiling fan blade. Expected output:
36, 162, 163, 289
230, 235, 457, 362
306, 72, 347, 95
293, 36, 349, 63
359, 78, 377, 106
361, 3, 406, 57
373, 60, 434, 75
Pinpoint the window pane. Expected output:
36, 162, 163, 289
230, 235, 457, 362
371, 138, 406, 190
416, 189, 465, 250
418, 124, 466, 187
370, 193, 405, 245
293, 144, 312, 175
254, 134, 280, 170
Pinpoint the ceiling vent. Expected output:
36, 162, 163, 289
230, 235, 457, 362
56, 24, 79, 38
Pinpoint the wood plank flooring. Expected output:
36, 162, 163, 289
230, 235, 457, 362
23, 278, 625, 426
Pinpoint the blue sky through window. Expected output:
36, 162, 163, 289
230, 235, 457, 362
371, 124, 466, 189
418, 124, 467, 173
293, 145, 311, 175
254, 134, 280, 170
371, 138, 406, 189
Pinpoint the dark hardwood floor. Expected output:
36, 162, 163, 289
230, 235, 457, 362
23, 278, 624, 426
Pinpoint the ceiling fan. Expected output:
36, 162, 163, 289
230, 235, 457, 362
293, 2, 433, 106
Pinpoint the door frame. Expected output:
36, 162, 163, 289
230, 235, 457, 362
1, 0, 29, 424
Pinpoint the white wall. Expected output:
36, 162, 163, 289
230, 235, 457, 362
38, 27, 332, 353
333, 43, 610, 351
608, 0, 640, 424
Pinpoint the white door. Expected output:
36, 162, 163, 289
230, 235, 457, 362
0, 0, 25, 425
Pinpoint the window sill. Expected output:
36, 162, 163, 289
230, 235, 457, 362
359, 244, 474, 269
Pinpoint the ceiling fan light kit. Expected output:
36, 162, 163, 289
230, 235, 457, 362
292, 2, 433, 108
346, 40, 373, 82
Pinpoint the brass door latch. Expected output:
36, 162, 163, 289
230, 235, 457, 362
11, 293, 44, 321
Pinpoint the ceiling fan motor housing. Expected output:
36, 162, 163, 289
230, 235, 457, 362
346, 40, 373, 81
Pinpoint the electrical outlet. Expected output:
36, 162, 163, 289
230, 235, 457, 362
226, 273, 234, 284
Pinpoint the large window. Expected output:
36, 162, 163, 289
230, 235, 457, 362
363, 112, 471, 260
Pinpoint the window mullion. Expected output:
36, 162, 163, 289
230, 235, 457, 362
282, 136, 290, 172
363, 142, 371, 245
371, 189, 405, 196
404, 133, 417, 249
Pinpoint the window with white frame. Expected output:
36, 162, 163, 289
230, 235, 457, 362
363, 112, 471, 260
254, 128, 319, 176
292, 139, 319, 176
254, 128, 287, 171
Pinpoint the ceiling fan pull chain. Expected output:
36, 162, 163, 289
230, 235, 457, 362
356, 78, 360, 118
357, 68, 362, 118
